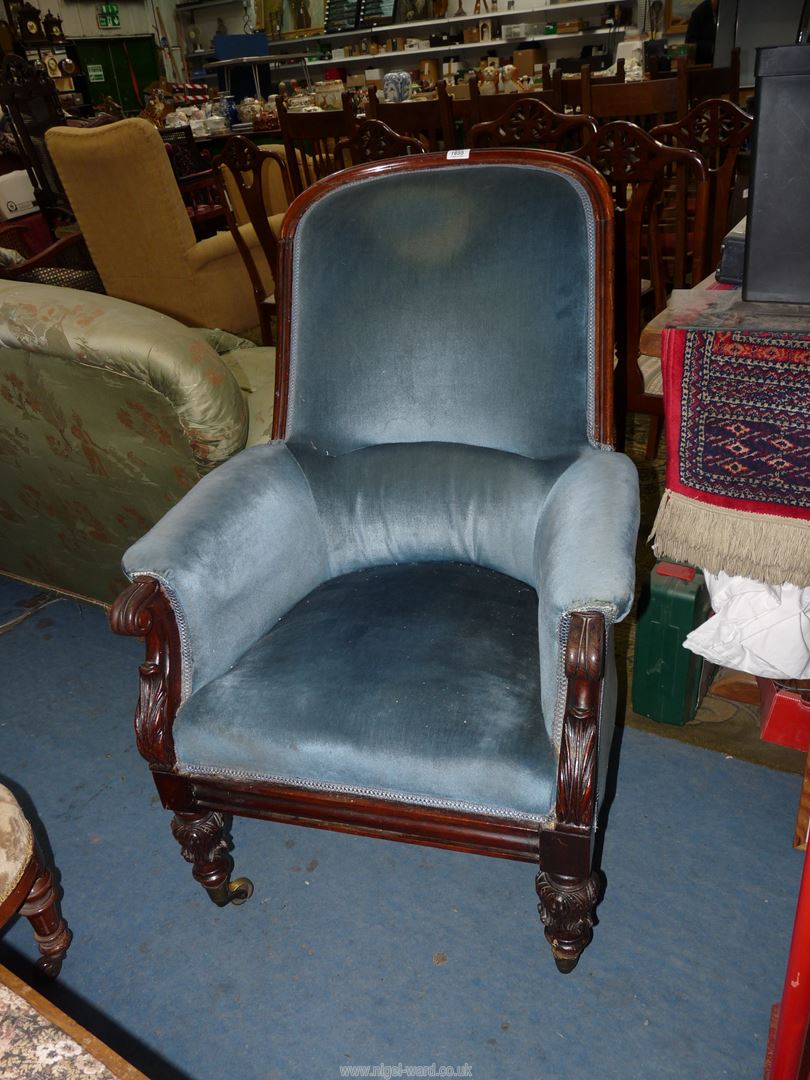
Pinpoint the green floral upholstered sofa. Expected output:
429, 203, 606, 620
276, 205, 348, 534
0, 281, 275, 605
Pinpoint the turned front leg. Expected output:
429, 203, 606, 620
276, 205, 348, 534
170, 811, 253, 907
19, 845, 72, 978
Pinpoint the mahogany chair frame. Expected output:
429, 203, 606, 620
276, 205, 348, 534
468, 95, 598, 151
580, 64, 688, 128
552, 59, 626, 112
110, 150, 618, 973
367, 82, 457, 150
277, 95, 357, 196
334, 117, 427, 166
0, 837, 71, 978
466, 73, 562, 129
649, 49, 741, 108
212, 135, 290, 346
574, 121, 708, 453
651, 97, 752, 272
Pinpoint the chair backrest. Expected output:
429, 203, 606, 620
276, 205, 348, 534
367, 83, 457, 150
160, 125, 212, 180
275, 151, 614, 457
468, 96, 597, 151
335, 118, 427, 166
648, 51, 741, 107
46, 119, 198, 302
0, 54, 71, 223
467, 74, 561, 128
213, 134, 285, 340
573, 121, 708, 413
651, 97, 752, 269
553, 60, 626, 111
581, 64, 688, 126
277, 97, 355, 196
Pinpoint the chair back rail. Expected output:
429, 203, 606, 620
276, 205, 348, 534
649, 49, 741, 108
552, 59, 626, 111
468, 96, 597, 151
335, 118, 427, 166
277, 96, 356, 195
367, 81, 457, 150
467, 72, 562, 129
580, 64, 688, 127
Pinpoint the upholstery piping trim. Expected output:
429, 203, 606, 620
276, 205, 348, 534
177, 760, 551, 823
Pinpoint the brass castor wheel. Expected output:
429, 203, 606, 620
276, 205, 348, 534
207, 877, 254, 907
554, 955, 580, 974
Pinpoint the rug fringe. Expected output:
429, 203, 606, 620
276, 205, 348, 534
650, 491, 810, 587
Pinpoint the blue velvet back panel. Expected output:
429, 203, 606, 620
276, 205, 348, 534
286, 163, 595, 459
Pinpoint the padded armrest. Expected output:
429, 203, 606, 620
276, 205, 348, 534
186, 223, 268, 273
533, 447, 639, 745
0, 280, 247, 470
123, 442, 331, 700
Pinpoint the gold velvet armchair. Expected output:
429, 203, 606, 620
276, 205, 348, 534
45, 119, 273, 340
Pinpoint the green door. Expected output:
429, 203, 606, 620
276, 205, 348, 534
74, 36, 160, 114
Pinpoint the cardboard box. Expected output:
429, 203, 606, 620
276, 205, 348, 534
347, 73, 366, 87
512, 46, 546, 78
0, 170, 36, 221
463, 25, 480, 42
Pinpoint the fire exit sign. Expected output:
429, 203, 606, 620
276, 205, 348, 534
96, 3, 120, 28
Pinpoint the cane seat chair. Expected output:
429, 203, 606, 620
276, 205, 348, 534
111, 150, 639, 972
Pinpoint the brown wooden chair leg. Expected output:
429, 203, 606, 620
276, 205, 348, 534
19, 845, 71, 978
536, 867, 601, 973
170, 811, 253, 907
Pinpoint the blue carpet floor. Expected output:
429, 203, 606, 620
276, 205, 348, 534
0, 574, 804, 1080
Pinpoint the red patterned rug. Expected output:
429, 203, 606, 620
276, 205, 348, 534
651, 322, 810, 586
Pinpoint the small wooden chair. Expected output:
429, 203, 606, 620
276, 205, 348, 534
574, 121, 709, 454
335, 118, 427, 166
580, 63, 688, 128
468, 96, 597, 151
650, 49, 741, 108
213, 135, 289, 346
651, 97, 752, 271
0, 785, 71, 977
367, 82, 457, 150
467, 71, 562, 128
0, 226, 103, 292
552, 59, 626, 112
277, 96, 356, 196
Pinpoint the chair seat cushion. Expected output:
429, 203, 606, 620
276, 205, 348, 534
0, 786, 33, 905
175, 562, 556, 820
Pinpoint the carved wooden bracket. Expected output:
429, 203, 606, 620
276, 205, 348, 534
555, 610, 605, 829
109, 579, 181, 770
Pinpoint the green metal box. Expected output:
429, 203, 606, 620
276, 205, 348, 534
632, 561, 712, 727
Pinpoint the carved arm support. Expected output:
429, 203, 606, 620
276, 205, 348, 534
109, 578, 182, 771
539, 610, 605, 879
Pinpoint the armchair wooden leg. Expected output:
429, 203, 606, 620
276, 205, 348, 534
536, 867, 601, 973
170, 811, 253, 907
19, 846, 72, 978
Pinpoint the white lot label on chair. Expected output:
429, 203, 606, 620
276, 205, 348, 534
446, 149, 470, 159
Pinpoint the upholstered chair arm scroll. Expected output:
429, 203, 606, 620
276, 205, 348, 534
121, 442, 332, 701
534, 447, 639, 754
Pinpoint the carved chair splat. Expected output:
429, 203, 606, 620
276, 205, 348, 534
468, 96, 597, 151
574, 121, 709, 453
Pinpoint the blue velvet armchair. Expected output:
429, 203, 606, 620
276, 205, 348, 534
111, 151, 639, 971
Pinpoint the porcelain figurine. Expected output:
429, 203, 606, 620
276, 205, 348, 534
500, 64, 521, 93
480, 65, 497, 94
